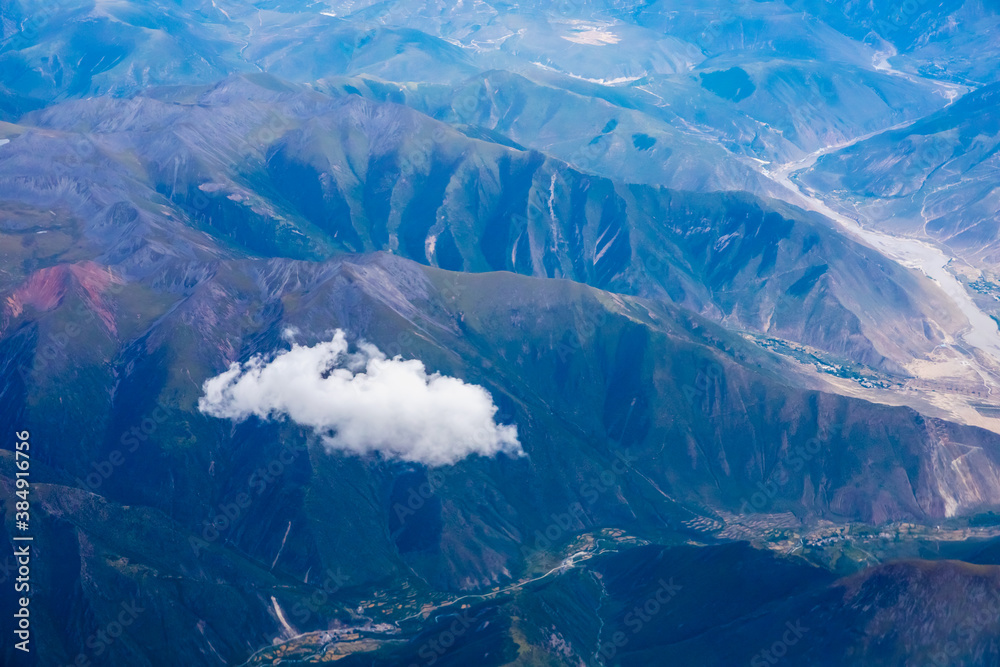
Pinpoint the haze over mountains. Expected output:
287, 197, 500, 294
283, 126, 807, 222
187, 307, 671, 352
1, 1, 1000, 665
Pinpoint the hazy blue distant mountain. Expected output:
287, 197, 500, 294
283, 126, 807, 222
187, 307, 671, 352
801, 82, 1000, 268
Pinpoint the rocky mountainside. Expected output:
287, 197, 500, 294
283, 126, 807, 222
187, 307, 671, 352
0, 76, 968, 375
2, 1, 1000, 666
5, 245, 1000, 665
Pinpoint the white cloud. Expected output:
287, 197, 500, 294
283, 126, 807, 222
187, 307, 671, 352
198, 330, 522, 466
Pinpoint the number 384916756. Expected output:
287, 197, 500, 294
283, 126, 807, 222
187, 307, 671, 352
14, 430, 30, 517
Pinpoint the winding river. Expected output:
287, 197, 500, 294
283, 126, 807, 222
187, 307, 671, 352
759, 120, 1000, 367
